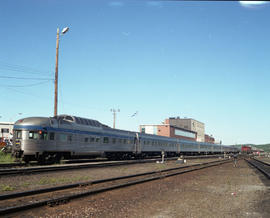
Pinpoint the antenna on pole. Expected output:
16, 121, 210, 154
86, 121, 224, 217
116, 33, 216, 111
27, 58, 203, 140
110, 109, 120, 129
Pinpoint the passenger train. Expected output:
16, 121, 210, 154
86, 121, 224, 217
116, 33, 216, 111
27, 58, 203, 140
12, 115, 238, 163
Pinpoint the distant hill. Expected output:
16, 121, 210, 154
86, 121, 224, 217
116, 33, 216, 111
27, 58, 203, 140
255, 144, 270, 152
234, 144, 270, 152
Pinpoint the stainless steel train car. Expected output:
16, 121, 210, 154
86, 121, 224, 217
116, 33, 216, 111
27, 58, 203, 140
12, 115, 238, 162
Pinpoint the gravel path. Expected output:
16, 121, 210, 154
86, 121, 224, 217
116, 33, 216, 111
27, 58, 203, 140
8, 159, 270, 218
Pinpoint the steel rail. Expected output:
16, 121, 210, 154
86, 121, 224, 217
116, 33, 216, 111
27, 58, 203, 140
245, 158, 270, 179
0, 158, 171, 176
0, 159, 231, 215
0, 154, 223, 169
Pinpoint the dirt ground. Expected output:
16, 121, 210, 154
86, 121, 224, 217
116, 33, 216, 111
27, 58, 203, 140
8, 159, 270, 218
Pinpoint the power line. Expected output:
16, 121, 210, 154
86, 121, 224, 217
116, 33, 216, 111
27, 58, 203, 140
0, 60, 53, 76
0, 75, 53, 81
1, 80, 51, 88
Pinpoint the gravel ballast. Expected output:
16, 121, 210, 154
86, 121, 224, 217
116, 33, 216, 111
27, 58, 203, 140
7, 159, 270, 217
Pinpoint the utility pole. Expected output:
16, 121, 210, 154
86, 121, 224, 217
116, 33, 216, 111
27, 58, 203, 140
54, 28, 60, 117
54, 27, 69, 117
111, 109, 120, 129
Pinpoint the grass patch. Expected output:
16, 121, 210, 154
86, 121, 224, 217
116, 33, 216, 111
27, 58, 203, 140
1, 185, 15, 191
0, 152, 15, 163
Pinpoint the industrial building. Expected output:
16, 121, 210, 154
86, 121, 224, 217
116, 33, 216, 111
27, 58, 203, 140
204, 134, 215, 144
140, 124, 197, 141
0, 122, 14, 140
164, 117, 205, 142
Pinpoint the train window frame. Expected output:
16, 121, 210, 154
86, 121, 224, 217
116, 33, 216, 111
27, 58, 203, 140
16, 130, 22, 139
65, 116, 74, 122
75, 117, 81, 124
40, 131, 48, 140
84, 137, 88, 143
103, 137, 109, 144
68, 135, 72, 142
59, 134, 68, 142
96, 137, 100, 143
49, 132, 55, 140
29, 131, 39, 140
90, 137, 95, 143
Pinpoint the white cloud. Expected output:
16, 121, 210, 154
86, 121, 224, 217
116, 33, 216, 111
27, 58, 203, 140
239, 1, 268, 8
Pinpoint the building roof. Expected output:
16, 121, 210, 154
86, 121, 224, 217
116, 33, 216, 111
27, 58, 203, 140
167, 117, 204, 125
0, 122, 14, 125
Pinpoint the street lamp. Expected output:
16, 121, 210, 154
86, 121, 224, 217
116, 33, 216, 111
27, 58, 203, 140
54, 27, 69, 117
110, 109, 120, 129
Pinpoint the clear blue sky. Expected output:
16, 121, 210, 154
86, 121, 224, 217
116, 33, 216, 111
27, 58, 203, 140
0, 0, 269, 145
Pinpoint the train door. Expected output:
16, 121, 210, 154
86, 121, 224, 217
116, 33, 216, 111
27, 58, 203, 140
134, 133, 141, 154
177, 142, 180, 154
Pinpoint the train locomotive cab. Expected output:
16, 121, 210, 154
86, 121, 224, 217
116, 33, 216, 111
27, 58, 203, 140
12, 117, 56, 163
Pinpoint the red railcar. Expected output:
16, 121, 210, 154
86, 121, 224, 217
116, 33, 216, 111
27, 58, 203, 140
241, 145, 252, 154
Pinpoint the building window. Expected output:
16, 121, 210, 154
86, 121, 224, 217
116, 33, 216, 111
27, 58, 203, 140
1, 128, 9, 133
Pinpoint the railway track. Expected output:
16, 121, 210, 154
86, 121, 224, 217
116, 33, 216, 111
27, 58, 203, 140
245, 158, 270, 179
0, 155, 225, 176
0, 158, 174, 176
0, 159, 231, 215
0, 154, 223, 169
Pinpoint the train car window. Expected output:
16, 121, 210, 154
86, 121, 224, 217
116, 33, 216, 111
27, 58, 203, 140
85, 120, 90, 125
96, 137, 100, 143
123, 139, 127, 144
103, 137, 109, 144
65, 116, 74, 122
68, 135, 72, 142
16, 130, 22, 139
29, 131, 38, 140
90, 137, 95, 142
75, 117, 81, 124
118, 139, 122, 143
112, 138, 116, 144
84, 137, 88, 143
77, 117, 82, 124
59, 134, 67, 142
49, 133, 55, 140
40, 132, 48, 140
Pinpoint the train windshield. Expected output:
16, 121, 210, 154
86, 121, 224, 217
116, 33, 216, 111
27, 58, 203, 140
28, 131, 48, 140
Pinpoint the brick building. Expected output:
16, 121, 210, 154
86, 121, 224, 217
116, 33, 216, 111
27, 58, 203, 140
204, 134, 215, 144
164, 117, 205, 142
140, 124, 197, 141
